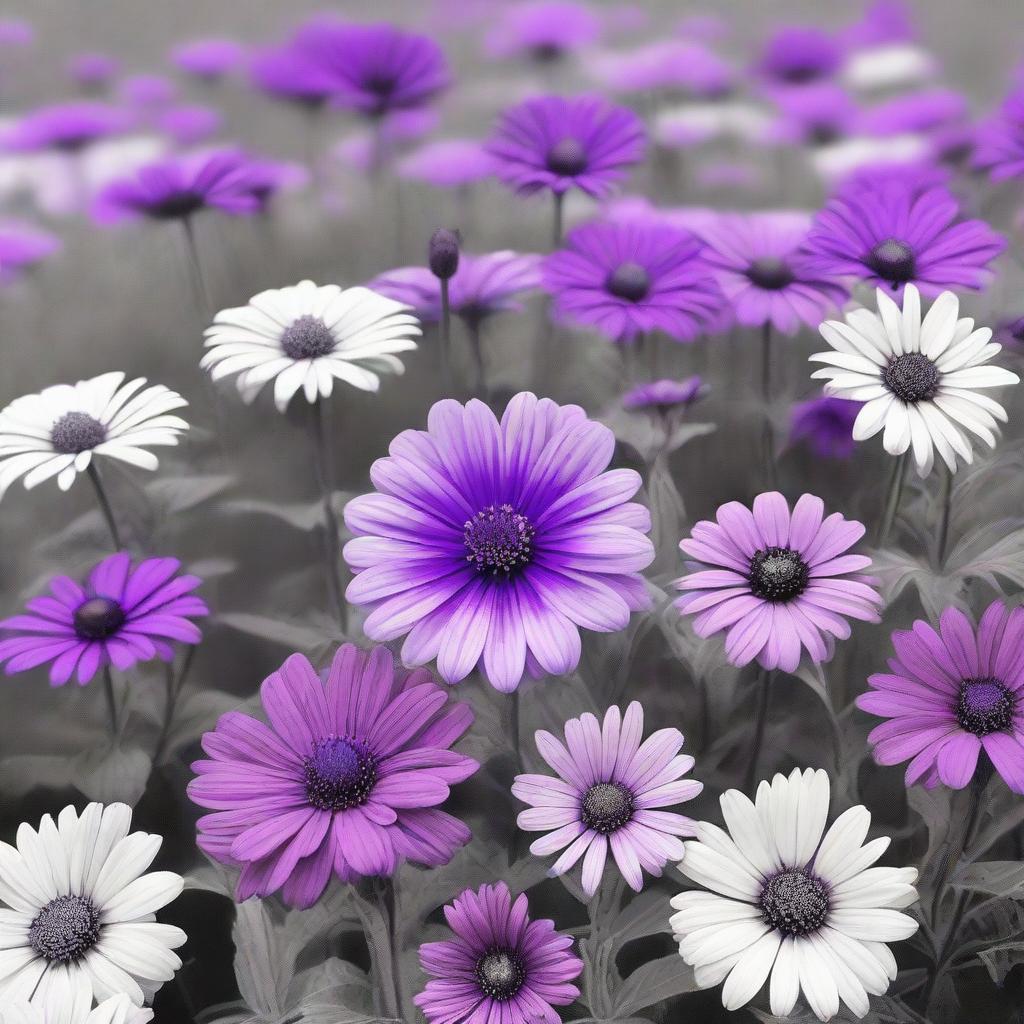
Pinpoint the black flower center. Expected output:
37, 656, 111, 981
749, 547, 809, 602
280, 315, 337, 360
866, 237, 916, 286
956, 678, 1014, 737
146, 190, 205, 220
746, 257, 795, 291
760, 870, 830, 936
29, 894, 102, 963
475, 949, 526, 1000
580, 781, 634, 834
464, 505, 534, 577
51, 411, 107, 454
529, 42, 563, 63
808, 122, 841, 146
546, 137, 588, 177
303, 737, 378, 811
883, 352, 940, 403
364, 73, 397, 98
606, 261, 650, 302
73, 597, 126, 640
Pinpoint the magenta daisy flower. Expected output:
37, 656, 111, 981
622, 376, 707, 412
542, 219, 721, 344
487, 94, 645, 199
397, 138, 497, 188
485, 0, 602, 63
0, 220, 61, 282
343, 392, 654, 692
858, 603, 1024, 793
695, 212, 848, 335
1, 101, 131, 153
973, 88, 1024, 182
674, 492, 882, 672
415, 882, 583, 1024
789, 395, 863, 459
249, 42, 337, 109
170, 38, 245, 81
513, 702, 701, 896
802, 182, 1005, 298
189, 644, 478, 907
0, 552, 207, 686
758, 26, 844, 88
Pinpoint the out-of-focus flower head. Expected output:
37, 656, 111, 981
485, 0, 602, 63
655, 100, 770, 149
858, 88, 970, 160
332, 108, 438, 174
767, 82, 860, 147
396, 137, 497, 188
973, 87, 1024, 183
249, 40, 337, 109
0, 19, 32, 48
117, 73, 178, 109
0, 220, 60, 282
622, 376, 708, 413
1, 102, 133, 154
839, 1, 936, 92
170, 38, 246, 81
757, 25, 844, 90
68, 52, 120, 92
156, 104, 222, 147
789, 394, 863, 459
994, 314, 1024, 354
587, 40, 735, 98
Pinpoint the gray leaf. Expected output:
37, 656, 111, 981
611, 954, 698, 1016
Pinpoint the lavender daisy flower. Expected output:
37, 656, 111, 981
674, 492, 882, 673
513, 702, 701, 896
802, 181, 1005, 298
415, 882, 583, 1024
622, 376, 707, 412
249, 42, 337, 109
189, 644, 478, 907
343, 392, 654, 691
170, 38, 245, 81
858, 603, 1024, 793
68, 53, 120, 92
542, 219, 721, 344
758, 26, 844, 88
116, 75, 177, 110
586, 40, 735, 98
487, 94, 645, 199
973, 88, 1024, 182
0, 220, 60, 282
485, 0, 601, 62
767, 83, 860, 147
156, 105, 222, 147
695, 212, 847, 336
994, 314, 1024, 354
396, 138, 497, 189
789, 396, 863, 459
2, 102, 131, 153
0, 552, 207, 686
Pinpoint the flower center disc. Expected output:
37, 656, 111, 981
303, 736, 378, 811
73, 597, 126, 640
760, 870, 830, 936
280, 315, 337, 360
148, 191, 204, 219
749, 547, 809, 602
883, 352, 940, 403
956, 677, 1014, 736
51, 411, 107, 454
464, 505, 534, 577
867, 237, 916, 286
606, 261, 651, 302
580, 781, 634, 834
29, 894, 101, 963
746, 257, 795, 291
546, 137, 588, 177
475, 949, 526, 1000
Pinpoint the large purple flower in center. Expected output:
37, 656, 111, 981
343, 392, 654, 691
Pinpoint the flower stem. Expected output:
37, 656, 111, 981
180, 216, 213, 319
309, 401, 346, 632
356, 877, 403, 1021
935, 461, 954, 569
552, 191, 564, 248
876, 451, 908, 548
744, 667, 772, 794
87, 462, 122, 550
466, 318, 487, 399
102, 666, 119, 739
439, 278, 452, 388
760, 323, 778, 488
153, 646, 195, 766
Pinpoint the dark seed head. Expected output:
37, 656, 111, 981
866, 237, 916, 287
580, 781, 634, 835
882, 352, 940, 403
606, 261, 651, 302
280, 315, 337, 360
29, 894, 102, 963
429, 228, 461, 280
145, 190, 205, 220
749, 547, 809, 602
464, 505, 534, 577
73, 597, 126, 640
546, 137, 588, 177
303, 736, 378, 811
475, 949, 526, 1000
956, 678, 1014, 737
746, 257, 795, 291
760, 870, 830, 936
50, 411, 107, 455
529, 42, 563, 63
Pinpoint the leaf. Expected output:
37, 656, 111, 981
0, 744, 152, 806
952, 861, 1024, 899
976, 940, 1024, 985
611, 954, 698, 1016
162, 687, 245, 761
646, 455, 685, 576
233, 900, 287, 1018
219, 497, 330, 532
869, 547, 966, 620
607, 888, 673, 946
146, 473, 235, 514
218, 612, 342, 653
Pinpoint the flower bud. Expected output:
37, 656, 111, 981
428, 228, 460, 280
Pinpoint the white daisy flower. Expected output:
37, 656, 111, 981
811, 284, 1020, 476
0, 372, 188, 498
201, 280, 421, 412
0, 802, 186, 1009
2, 993, 152, 1024
670, 768, 918, 1023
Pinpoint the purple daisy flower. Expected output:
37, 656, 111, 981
156, 104, 223, 146
513, 701, 701, 896
802, 181, 1006, 298
396, 138, 497, 188
768, 82, 860, 147
415, 882, 583, 1024
542, 219, 721, 344
586, 40, 735, 98
368, 251, 541, 324
485, 0, 602, 62
0, 552, 207, 687
170, 38, 246, 81
249, 42, 338, 109
695, 211, 848, 335
68, 53, 120, 91
858, 603, 1024, 793
1, 101, 132, 153
117, 74, 178, 109
343, 392, 654, 691
789, 395, 863, 459
973, 88, 1024, 182
622, 375, 707, 412
487, 94, 645, 199
190, 644, 477, 907
674, 492, 882, 673
758, 26, 844, 88
0, 220, 61, 282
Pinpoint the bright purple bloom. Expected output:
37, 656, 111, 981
973, 88, 1024, 182
542, 219, 720, 344
190, 644, 477, 906
343, 392, 654, 691
243, 156, 310, 211
833, 157, 949, 195
674, 492, 882, 673
68, 53, 120, 90
1, 102, 132, 153
171, 38, 246, 80
768, 82, 859, 146
758, 26, 844, 88
696, 211, 847, 335
249, 42, 337, 109
415, 882, 583, 1024
843, 0, 916, 48
157, 105, 222, 146
623, 376, 707, 412
396, 138, 497, 188
586, 40, 735, 98
858, 603, 1024, 793
0, 552, 207, 687
514, 701, 701, 896
803, 182, 1006, 298
485, 0, 601, 62
368, 251, 541, 324
487, 94, 645, 199
859, 88, 967, 139
789, 395, 863, 459
0, 220, 60, 281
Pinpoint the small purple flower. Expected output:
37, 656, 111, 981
0, 552, 207, 686
156, 105, 223, 146
170, 38, 246, 81
485, 0, 602, 62
514, 702, 701, 896
674, 492, 882, 672
768, 82, 859, 147
542, 219, 720, 344
415, 882, 583, 1024
249, 42, 337, 109
858, 603, 1024, 793
789, 395, 863, 459
343, 392, 654, 692
973, 88, 1024, 182
622, 376, 707, 412
0, 220, 60, 282
1, 102, 132, 153
994, 314, 1024, 354
758, 26, 844, 88
842, 0, 916, 49
696, 211, 847, 335
802, 181, 1005, 298
396, 138, 497, 188
586, 40, 735, 98
368, 251, 541, 324
858, 87, 967, 140
117, 74, 178, 109
68, 53, 120, 91
487, 94, 645, 199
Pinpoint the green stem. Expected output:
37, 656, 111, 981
876, 451, 908, 548
744, 668, 772, 794
87, 463, 122, 550
309, 401, 346, 632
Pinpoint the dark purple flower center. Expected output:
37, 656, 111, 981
883, 353, 940, 403
51, 411, 107, 454
580, 781, 634, 834
956, 678, 1014, 737
29, 894, 101, 963
280, 315, 337, 360
475, 948, 525, 1000
746, 257, 795, 291
529, 42, 564, 63
303, 736, 378, 811
606, 261, 651, 302
145, 190, 205, 220
464, 505, 535, 577
866, 237, 916, 287
546, 137, 588, 177
364, 72, 397, 99
807, 122, 841, 146
760, 869, 830, 936
749, 547, 809, 602
73, 597, 126, 640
